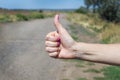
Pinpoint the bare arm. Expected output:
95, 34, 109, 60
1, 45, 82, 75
45, 15, 120, 66
72, 42, 120, 65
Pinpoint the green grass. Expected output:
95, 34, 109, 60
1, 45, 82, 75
94, 77, 105, 80
86, 62, 95, 66
28, 12, 45, 19
65, 59, 85, 63
69, 25, 79, 41
77, 78, 87, 80
69, 24, 96, 42
0, 14, 10, 22
94, 66, 120, 80
0, 13, 44, 22
62, 78, 70, 80
84, 69, 101, 73
0, 11, 55, 23
16, 14, 29, 21
64, 59, 85, 68
75, 63, 85, 67
102, 66, 120, 80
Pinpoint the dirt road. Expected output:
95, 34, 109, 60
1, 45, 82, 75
0, 16, 72, 80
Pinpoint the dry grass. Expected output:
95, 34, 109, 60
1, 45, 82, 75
100, 23, 120, 43
0, 11, 55, 23
67, 12, 120, 43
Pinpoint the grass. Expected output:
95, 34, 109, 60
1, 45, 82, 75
75, 61, 95, 67
102, 66, 120, 80
0, 11, 55, 23
0, 14, 11, 22
28, 12, 45, 19
69, 24, 96, 43
100, 24, 120, 43
62, 78, 70, 80
64, 59, 85, 67
94, 77, 105, 80
65, 59, 85, 63
77, 78, 87, 80
67, 12, 120, 80
86, 62, 95, 66
75, 63, 85, 67
69, 25, 79, 41
67, 12, 120, 43
94, 66, 120, 80
84, 69, 101, 73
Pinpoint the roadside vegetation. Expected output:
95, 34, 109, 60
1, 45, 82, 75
68, 12, 120, 43
67, 0, 120, 80
0, 10, 55, 23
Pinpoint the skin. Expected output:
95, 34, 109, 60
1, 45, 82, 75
45, 14, 120, 65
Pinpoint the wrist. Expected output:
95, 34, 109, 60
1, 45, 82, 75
71, 42, 96, 59
71, 42, 86, 59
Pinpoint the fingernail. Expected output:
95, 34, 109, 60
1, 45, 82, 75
57, 37, 61, 42
57, 14, 59, 20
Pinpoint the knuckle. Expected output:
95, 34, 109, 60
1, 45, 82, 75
45, 41, 49, 46
45, 47, 49, 51
49, 52, 58, 57
49, 54, 53, 57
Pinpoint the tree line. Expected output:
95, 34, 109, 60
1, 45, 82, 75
83, 0, 120, 22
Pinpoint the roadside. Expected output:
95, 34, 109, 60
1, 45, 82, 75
0, 10, 55, 23
66, 12, 120, 80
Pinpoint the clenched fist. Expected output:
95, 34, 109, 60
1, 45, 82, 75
45, 15, 77, 59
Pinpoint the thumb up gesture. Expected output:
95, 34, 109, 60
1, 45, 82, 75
45, 15, 77, 59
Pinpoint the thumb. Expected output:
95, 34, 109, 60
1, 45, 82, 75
54, 14, 63, 33
54, 14, 75, 48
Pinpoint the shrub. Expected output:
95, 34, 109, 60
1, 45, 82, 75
75, 7, 88, 14
98, 0, 120, 22
9, 15, 19, 22
16, 14, 29, 21
29, 12, 45, 19
0, 14, 10, 22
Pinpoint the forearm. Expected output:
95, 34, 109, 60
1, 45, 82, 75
73, 42, 120, 65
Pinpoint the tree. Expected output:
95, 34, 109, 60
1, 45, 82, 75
99, 0, 120, 22
92, 0, 99, 13
84, 0, 92, 10
84, 0, 120, 22
84, 0, 100, 13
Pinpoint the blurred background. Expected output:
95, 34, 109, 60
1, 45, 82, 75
0, 0, 120, 80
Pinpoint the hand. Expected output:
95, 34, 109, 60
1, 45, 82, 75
45, 15, 77, 59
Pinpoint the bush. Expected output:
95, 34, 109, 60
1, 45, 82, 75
9, 15, 19, 22
0, 14, 10, 22
29, 12, 45, 19
16, 14, 29, 21
39, 10, 43, 13
116, 10, 120, 22
0, 11, 54, 23
75, 7, 88, 14
98, 0, 120, 22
